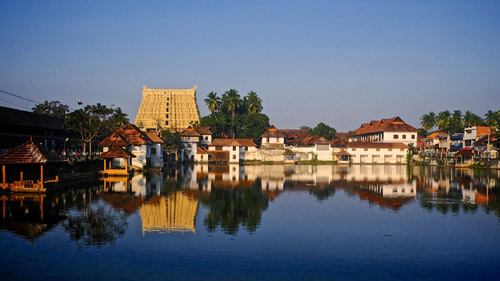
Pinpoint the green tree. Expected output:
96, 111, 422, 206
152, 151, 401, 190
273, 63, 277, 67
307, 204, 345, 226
463, 110, 483, 127
110, 107, 129, 128
32, 100, 69, 118
64, 103, 116, 155
311, 122, 336, 140
420, 112, 436, 132
449, 110, 463, 133
244, 91, 263, 113
484, 110, 499, 130
204, 91, 221, 123
221, 89, 242, 138
437, 110, 451, 132
160, 129, 182, 149
235, 113, 270, 144
300, 126, 312, 132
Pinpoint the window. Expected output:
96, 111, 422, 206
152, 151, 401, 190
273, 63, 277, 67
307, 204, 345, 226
205, 136, 208, 140
166, 108, 169, 112
201, 155, 203, 160
166, 114, 169, 118
364, 148, 368, 151
352, 148, 356, 151
400, 148, 404, 151
411, 134, 415, 139
245, 146, 248, 151
376, 148, 380, 151
151, 148, 157, 155
233, 146, 236, 151
165, 121, 169, 125
167, 103, 169, 106
267, 137, 269, 143
233, 155, 236, 159
402, 135, 406, 139
388, 148, 392, 151
394, 134, 399, 139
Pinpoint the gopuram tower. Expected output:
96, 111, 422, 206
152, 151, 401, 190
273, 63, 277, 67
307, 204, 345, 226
135, 85, 200, 132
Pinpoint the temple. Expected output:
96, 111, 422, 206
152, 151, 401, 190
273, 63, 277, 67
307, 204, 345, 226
135, 86, 200, 132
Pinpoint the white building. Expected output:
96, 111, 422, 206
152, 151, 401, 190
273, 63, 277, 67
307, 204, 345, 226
349, 116, 418, 147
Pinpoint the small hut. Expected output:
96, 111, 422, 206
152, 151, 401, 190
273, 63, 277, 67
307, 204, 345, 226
337, 149, 351, 163
0, 138, 57, 192
100, 147, 135, 176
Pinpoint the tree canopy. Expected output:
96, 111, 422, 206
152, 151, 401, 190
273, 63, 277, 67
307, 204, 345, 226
32, 100, 69, 118
419, 110, 497, 134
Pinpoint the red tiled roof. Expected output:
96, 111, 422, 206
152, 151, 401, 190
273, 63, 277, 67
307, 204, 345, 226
281, 129, 310, 140
261, 125, 287, 138
455, 148, 474, 157
426, 132, 445, 139
352, 117, 418, 136
100, 147, 136, 159
194, 126, 213, 135
208, 151, 229, 162
197, 147, 208, 154
211, 138, 256, 147
180, 126, 201, 137
346, 142, 409, 149
337, 149, 350, 156
475, 126, 494, 137
314, 137, 331, 145
0, 139, 47, 164
146, 132, 164, 143
99, 123, 156, 147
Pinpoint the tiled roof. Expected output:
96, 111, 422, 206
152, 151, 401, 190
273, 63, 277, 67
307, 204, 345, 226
99, 123, 157, 147
208, 151, 229, 162
261, 125, 287, 138
475, 126, 494, 137
314, 137, 331, 145
337, 149, 351, 156
352, 117, 418, 136
197, 147, 208, 154
194, 126, 213, 135
0, 139, 47, 164
455, 148, 474, 157
281, 129, 310, 140
345, 142, 409, 149
211, 138, 256, 147
180, 126, 201, 137
426, 132, 445, 139
146, 132, 164, 143
100, 147, 136, 159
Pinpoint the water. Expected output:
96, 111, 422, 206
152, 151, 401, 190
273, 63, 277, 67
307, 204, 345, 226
1, 165, 500, 280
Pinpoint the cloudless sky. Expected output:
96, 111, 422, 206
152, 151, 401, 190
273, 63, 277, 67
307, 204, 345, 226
1, 0, 499, 131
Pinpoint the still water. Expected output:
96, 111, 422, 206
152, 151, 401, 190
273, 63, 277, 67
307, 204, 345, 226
1, 164, 500, 280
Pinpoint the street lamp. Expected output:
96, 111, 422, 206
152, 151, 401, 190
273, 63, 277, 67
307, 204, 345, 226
63, 138, 69, 158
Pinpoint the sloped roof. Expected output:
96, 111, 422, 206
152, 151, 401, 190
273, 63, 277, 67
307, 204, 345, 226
0, 139, 47, 164
261, 125, 287, 138
211, 138, 256, 147
345, 142, 409, 149
337, 149, 351, 156
314, 137, 331, 145
100, 147, 136, 159
197, 147, 208, 154
208, 151, 229, 162
99, 123, 158, 147
426, 132, 445, 139
0, 106, 64, 131
194, 126, 213, 135
455, 148, 474, 157
146, 132, 164, 143
475, 126, 494, 137
180, 126, 201, 137
281, 129, 310, 140
352, 117, 418, 136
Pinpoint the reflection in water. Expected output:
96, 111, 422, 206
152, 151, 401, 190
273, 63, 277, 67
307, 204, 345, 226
140, 191, 198, 234
1, 165, 500, 242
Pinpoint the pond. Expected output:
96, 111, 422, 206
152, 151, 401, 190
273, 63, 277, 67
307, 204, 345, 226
1, 164, 500, 280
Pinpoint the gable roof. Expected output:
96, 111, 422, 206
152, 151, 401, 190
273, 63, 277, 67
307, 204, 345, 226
197, 147, 208, 154
475, 126, 494, 137
100, 147, 136, 159
208, 151, 229, 162
426, 132, 445, 139
180, 126, 202, 137
211, 138, 257, 147
194, 126, 213, 135
261, 125, 287, 138
0, 139, 48, 164
146, 132, 164, 143
99, 122, 160, 148
352, 117, 418, 136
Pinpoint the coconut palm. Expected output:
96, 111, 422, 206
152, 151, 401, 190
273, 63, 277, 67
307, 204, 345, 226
245, 91, 263, 113
204, 91, 221, 123
420, 112, 436, 132
222, 89, 241, 138
484, 110, 499, 129
463, 110, 483, 127
450, 110, 463, 133
437, 110, 451, 132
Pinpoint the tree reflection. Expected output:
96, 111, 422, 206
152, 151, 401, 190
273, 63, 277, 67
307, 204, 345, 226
200, 181, 268, 235
308, 184, 336, 202
63, 206, 127, 248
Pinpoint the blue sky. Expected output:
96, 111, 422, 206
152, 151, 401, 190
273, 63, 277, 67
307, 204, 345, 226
1, 0, 499, 131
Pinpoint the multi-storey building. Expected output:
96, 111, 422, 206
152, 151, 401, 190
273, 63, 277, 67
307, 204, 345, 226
349, 116, 418, 147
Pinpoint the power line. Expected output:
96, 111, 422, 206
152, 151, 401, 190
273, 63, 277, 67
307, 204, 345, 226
0, 98, 32, 110
0, 89, 43, 105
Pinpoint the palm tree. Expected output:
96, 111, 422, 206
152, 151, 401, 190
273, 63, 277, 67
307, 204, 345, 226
450, 110, 463, 133
420, 112, 436, 132
222, 89, 241, 138
111, 107, 129, 128
245, 91, 263, 113
437, 110, 451, 132
463, 110, 483, 127
204, 91, 221, 123
484, 110, 499, 129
